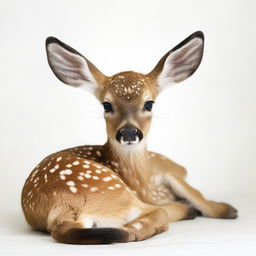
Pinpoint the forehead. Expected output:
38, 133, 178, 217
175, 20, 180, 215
105, 72, 155, 101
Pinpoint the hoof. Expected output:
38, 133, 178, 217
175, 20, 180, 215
222, 205, 238, 219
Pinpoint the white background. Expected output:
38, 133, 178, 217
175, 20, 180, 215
0, 0, 255, 255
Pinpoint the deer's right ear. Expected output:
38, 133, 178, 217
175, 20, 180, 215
46, 37, 106, 94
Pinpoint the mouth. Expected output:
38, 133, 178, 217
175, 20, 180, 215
120, 136, 140, 145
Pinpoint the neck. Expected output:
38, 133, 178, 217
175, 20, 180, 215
103, 139, 153, 203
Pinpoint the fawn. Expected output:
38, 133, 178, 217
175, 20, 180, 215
21, 31, 237, 244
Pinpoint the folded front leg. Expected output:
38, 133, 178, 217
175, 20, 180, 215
124, 208, 169, 242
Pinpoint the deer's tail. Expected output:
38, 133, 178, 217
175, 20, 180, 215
51, 221, 129, 244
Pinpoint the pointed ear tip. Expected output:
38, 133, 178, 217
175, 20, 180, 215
192, 31, 204, 41
45, 36, 60, 47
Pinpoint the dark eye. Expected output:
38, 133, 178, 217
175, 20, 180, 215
102, 102, 113, 113
144, 101, 154, 111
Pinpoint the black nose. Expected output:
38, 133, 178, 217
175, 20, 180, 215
116, 127, 143, 144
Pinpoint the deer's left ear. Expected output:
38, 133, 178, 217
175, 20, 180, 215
148, 31, 204, 92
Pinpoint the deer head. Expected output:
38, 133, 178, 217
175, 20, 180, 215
46, 31, 204, 152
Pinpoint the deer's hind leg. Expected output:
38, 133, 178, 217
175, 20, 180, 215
150, 152, 237, 219
164, 174, 238, 219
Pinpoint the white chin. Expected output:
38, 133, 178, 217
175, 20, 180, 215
120, 136, 140, 145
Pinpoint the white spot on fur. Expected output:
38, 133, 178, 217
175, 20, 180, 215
33, 177, 39, 183
60, 169, 72, 175
70, 187, 77, 193
92, 176, 99, 180
32, 169, 39, 176
95, 169, 102, 174
66, 181, 75, 186
92, 163, 102, 169
107, 186, 114, 190
77, 175, 84, 181
90, 187, 98, 192
111, 174, 117, 179
84, 174, 91, 179
96, 151, 102, 156
103, 176, 112, 182
56, 157, 62, 162
60, 175, 66, 180
50, 164, 61, 173
83, 165, 90, 169
72, 161, 80, 166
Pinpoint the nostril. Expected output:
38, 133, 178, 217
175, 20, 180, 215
118, 128, 125, 136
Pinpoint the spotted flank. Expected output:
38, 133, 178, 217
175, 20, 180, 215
22, 143, 177, 213
22, 146, 125, 211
